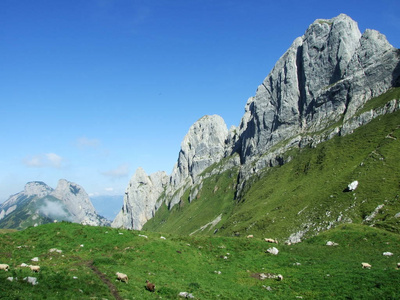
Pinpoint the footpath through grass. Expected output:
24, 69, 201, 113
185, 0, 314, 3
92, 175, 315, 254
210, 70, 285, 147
0, 222, 399, 299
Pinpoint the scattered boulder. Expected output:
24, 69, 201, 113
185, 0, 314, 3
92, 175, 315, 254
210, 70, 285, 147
326, 241, 339, 246
179, 292, 195, 298
24, 276, 38, 285
252, 272, 283, 281
266, 247, 279, 255
345, 181, 358, 192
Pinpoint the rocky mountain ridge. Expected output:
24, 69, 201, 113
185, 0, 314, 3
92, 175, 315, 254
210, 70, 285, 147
113, 14, 400, 231
0, 179, 109, 229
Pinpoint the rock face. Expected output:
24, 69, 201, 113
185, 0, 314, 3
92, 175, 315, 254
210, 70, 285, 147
0, 180, 108, 229
112, 115, 228, 229
112, 168, 168, 230
167, 115, 229, 208
113, 14, 400, 230
235, 14, 400, 166
51, 179, 108, 226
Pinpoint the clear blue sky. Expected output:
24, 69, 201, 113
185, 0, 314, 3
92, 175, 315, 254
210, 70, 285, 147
1, 0, 399, 202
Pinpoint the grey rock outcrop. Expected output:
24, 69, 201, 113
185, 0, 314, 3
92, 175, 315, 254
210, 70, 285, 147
112, 168, 168, 230
235, 14, 399, 167
112, 115, 229, 229
228, 14, 400, 194
51, 179, 108, 226
167, 115, 229, 208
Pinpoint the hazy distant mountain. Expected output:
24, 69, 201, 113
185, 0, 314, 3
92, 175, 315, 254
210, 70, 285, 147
0, 180, 110, 229
90, 195, 123, 221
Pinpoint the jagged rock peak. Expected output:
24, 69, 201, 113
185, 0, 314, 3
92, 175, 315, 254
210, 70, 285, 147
170, 114, 228, 187
112, 167, 168, 230
1, 179, 109, 228
237, 13, 399, 164
24, 181, 53, 197
51, 179, 97, 219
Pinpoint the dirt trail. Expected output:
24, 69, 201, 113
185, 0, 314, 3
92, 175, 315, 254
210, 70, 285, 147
87, 260, 123, 300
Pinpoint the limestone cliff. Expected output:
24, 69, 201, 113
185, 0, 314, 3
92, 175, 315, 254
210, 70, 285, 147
236, 14, 399, 166
112, 168, 168, 230
112, 115, 228, 229
113, 14, 400, 230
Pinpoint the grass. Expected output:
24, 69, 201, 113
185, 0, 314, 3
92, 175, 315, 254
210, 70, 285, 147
356, 87, 400, 116
147, 106, 400, 242
0, 222, 399, 299
216, 109, 400, 241
144, 166, 239, 236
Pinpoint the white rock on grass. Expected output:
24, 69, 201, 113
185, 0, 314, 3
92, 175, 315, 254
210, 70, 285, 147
326, 241, 339, 246
178, 292, 194, 298
267, 247, 279, 255
24, 277, 38, 285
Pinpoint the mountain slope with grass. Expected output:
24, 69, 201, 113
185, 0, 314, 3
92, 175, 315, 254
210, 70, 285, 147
1, 222, 399, 299
114, 14, 400, 239
144, 100, 400, 241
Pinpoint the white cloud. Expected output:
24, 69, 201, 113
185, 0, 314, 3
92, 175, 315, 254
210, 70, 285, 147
23, 153, 64, 169
39, 199, 70, 220
104, 187, 114, 192
101, 164, 130, 178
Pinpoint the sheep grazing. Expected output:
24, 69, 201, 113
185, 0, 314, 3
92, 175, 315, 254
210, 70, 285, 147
362, 262, 372, 269
246, 235, 254, 238
0, 264, 9, 271
29, 265, 40, 273
146, 280, 155, 292
257, 273, 283, 281
116, 272, 128, 283
264, 238, 278, 244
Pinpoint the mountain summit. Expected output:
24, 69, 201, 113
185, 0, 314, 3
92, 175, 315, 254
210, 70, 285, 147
0, 179, 109, 229
113, 14, 400, 235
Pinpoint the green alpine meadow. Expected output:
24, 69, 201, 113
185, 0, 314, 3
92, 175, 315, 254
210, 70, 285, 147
0, 222, 399, 299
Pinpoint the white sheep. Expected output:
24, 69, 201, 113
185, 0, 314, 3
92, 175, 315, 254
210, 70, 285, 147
116, 272, 128, 283
246, 235, 254, 238
29, 265, 40, 273
362, 262, 372, 269
0, 264, 9, 271
264, 238, 278, 244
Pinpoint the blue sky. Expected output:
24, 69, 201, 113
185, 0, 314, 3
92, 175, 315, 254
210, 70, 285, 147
1, 0, 399, 202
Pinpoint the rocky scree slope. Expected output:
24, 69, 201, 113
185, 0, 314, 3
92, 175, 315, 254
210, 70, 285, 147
0, 180, 109, 229
113, 14, 400, 232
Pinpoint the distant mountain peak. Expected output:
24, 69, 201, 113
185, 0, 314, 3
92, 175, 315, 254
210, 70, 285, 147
0, 179, 109, 229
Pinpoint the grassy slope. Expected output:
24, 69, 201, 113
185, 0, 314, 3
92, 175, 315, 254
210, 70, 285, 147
145, 88, 400, 241
144, 167, 239, 236
218, 108, 400, 240
0, 222, 399, 299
